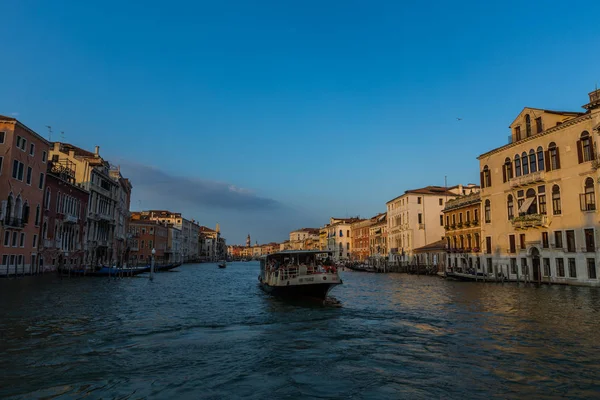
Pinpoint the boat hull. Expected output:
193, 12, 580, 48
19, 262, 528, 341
259, 281, 340, 301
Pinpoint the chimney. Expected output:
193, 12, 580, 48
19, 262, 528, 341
94, 146, 100, 157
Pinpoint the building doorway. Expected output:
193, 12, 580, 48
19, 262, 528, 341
531, 247, 540, 282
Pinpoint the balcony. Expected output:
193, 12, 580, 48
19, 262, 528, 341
3, 217, 25, 229
418, 223, 425, 230
472, 220, 480, 226
97, 212, 113, 221
512, 214, 548, 230
510, 171, 545, 188
464, 221, 471, 227
63, 214, 78, 224
457, 222, 463, 229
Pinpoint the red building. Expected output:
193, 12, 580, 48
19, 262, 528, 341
39, 160, 89, 271
0, 115, 50, 276
129, 212, 169, 265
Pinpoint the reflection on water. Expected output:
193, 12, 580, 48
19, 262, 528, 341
1, 264, 600, 399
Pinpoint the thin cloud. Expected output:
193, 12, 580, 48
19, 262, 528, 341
119, 161, 281, 211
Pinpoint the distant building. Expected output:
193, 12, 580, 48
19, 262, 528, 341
369, 213, 387, 259
326, 217, 362, 261
386, 184, 479, 264
129, 212, 169, 265
443, 192, 482, 273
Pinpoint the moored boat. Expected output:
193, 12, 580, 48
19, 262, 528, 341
218, 260, 226, 268
259, 250, 342, 301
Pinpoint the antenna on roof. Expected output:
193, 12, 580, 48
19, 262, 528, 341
60, 131, 65, 141
45, 126, 52, 141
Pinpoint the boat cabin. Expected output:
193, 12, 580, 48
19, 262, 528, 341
260, 250, 334, 281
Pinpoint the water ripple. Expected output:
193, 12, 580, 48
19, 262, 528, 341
2, 264, 600, 399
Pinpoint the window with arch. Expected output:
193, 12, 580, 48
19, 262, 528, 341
548, 142, 560, 170
339, 230, 343, 237
529, 149, 537, 173
515, 155, 521, 177
521, 152, 529, 175
581, 177, 596, 211
525, 188, 537, 215
578, 131, 595, 163
474, 233, 480, 249
484, 199, 491, 223
552, 185, 561, 215
537, 146, 544, 171
5, 194, 14, 223
481, 165, 491, 188
525, 114, 531, 137
503, 157, 513, 182
15, 196, 22, 221
507, 195, 514, 220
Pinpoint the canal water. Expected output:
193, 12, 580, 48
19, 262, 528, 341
1, 262, 599, 399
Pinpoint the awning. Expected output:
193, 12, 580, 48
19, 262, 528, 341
518, 197, 535, 214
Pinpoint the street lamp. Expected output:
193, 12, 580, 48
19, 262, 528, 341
150, 248, 156, 281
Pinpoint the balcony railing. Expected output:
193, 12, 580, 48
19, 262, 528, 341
512, 214, 548, 229
510, 171, 545, 188
418, 223, 425, 230
63, 214, 78, 224
3, 217, 25, 229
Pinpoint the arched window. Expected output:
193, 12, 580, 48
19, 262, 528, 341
42, 221, 47, 239
548, 142, 560, 170
521, 152, 529, 175
503, 157, 513, 182
507, 195, 514, 220
537, 146, 544, 171
15, 195, 22, 221
339, 230, 343, 237
5, 194, 13, 223
582, 177, 596, 211
515, 155, 521, 177
484, 199, 491, 223
529, 149, 537, 173
525, 114, 531, 137
481, 165, 491, 188
526, 188, 537, 215
460, 236, 464, 249
552, 185, 561, 215
453, 236, 457, 249
35, 205, 40, 226
474, 233, 480, 249
467, 234, 472, 249
578, 131, 594, 163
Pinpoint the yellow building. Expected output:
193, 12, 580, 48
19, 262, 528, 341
477, 89, 600, 285
443, 192, 482, 273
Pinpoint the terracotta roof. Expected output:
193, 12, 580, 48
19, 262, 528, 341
292, 228, 320, 234
0, 114, 17, 121
199, 226, 216, 233
413, 239, 447, 253
387, 186, 458, 203
57, 142, 96, 158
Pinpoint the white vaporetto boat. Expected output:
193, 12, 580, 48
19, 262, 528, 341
259, 250, 342, 301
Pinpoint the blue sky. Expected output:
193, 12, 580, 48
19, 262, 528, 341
1, 0, 599, 244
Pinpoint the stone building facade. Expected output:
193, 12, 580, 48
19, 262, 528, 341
0, 115, 50, 275
477, 89, 600, 285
